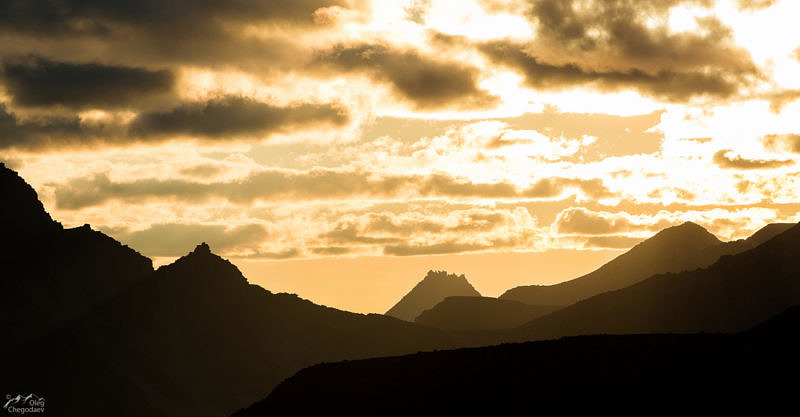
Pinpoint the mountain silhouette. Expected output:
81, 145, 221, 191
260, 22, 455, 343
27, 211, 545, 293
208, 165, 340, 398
0, 165, 452, 417
234, 306, 800, 416
501, 222, 729, 306
414, 296, 560, 331
386, 270, 480, 321
0, 163, 153, 354
502, 221, 800, 342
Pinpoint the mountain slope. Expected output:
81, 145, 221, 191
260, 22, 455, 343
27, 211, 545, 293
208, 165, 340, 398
414, 296, 560, 331
235, 306, 800, 416
0, 165, 453, 417
500, 222, 723, 306
1, 244, 453, 417
386, 270, 481, 321
0, 164, 153, 353
504, 222, 800, 342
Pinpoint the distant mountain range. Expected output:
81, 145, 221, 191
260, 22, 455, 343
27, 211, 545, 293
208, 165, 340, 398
385, 270, 480, 321
415, 296, 560, 330
501, 220, 800, 342
0, 163, 452, 417
235, 306, 800, 415
500, 221, 791, 306
404, 221, 793, 332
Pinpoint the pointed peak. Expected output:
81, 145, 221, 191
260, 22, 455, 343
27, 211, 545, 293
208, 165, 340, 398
192, 242, 212, 255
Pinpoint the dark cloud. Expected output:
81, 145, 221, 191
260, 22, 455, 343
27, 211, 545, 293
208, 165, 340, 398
523, 177, 612, 199
383, 235, 525, 256
0, 103, 111, 150
419, 174, 518, 198
241, 248, 300, 259
2, 56, 175, 109
555, 207, 632, 235
178, 164, 226, 178
763, 134, 800, 153
311, 246, 351, 255
0, 96, 348, 149
130, 96, 348, 139
52, 169, 410, 209
52, 169, 614, 209
470, 0, 758, 101
383, 240, 488, 256
364, 214, 444, 234
0, 0, 348, 37
713, 149, 794, 170
313, 43, 498, 109
479, 39, 747, 101
584, 235, 643, 249
111, 222, 268, 257
323, 223, 402, 244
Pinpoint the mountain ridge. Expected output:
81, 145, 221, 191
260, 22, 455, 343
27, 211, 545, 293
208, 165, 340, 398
386, 270, 481, 321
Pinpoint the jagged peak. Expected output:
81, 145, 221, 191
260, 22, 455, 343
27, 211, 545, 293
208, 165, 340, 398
192, 242, 212, 255
423, 270, 467, 281
157, 242, 250, 288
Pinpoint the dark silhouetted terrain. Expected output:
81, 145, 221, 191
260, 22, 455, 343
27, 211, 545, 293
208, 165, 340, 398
234, 306, 800, 416
500, 221, 789, 306
0, 164, 452, 417
415, 296, 560, 330
386, 270, 480, 321
501, 221, 800, 343
0, 163, 153, 354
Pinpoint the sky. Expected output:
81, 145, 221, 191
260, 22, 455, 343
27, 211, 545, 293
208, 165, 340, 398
2, 0, 800, 313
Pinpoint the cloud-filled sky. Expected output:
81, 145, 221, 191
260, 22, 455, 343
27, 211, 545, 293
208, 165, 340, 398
2, 0, 800, 312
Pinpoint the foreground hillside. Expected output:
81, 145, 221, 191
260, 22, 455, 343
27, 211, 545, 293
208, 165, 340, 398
234, 306, 800, 416
0, 164, 452, 417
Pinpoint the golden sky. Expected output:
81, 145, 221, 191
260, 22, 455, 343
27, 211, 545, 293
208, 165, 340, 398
2, 0, 800, 313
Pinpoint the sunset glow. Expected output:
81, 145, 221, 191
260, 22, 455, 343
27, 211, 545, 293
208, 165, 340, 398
2, 0, 800, 312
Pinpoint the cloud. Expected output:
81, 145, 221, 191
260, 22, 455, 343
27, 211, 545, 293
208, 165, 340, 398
178, 164, 226, 178
53, 169, 615, 209
479, 39, 749, 101
0, 103, 113, 150
419, 174, 518, 198
312, 43, 498, 109
0, 96, 348, 150
0, 0, 348, 37
111, 222, 268, 257
2, 56, 175, 109
712, 149, 794, 169
130, 96, 348, 139
383, 240, 489, 256
583, 235, 644, 249
311, 246, 351, 255
555, 207, 633, 234
323, 223, 402, 244
762, 134, 800, 153
523, 177, 612, 200
471, 0, 758, 101
735, 0, 779, 10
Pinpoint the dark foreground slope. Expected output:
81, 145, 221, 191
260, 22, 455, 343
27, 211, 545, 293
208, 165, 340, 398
386, 270, 480, 321
504, 222, 800, 343
501, 222, 791, 307
235, 306, 800, 416
415, 296, 560, 330
0, 163, 153, 354
0, 165, 453, 417
3, 244, 452, 417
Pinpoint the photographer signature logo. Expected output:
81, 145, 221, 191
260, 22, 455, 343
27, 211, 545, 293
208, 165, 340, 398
3, 394, 45, 414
